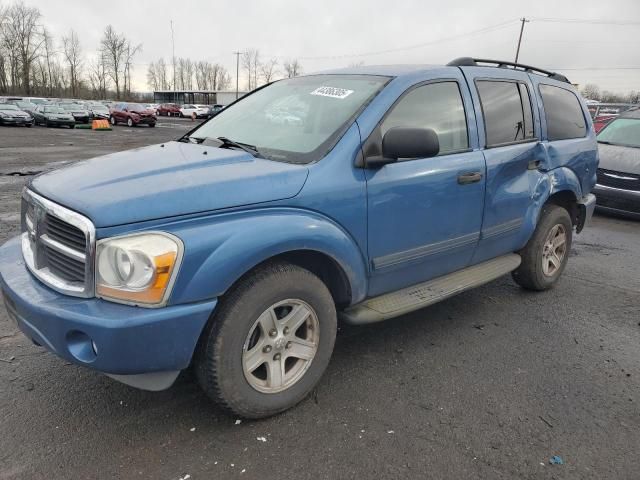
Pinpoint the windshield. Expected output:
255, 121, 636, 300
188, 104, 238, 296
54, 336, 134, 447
127, 104, 146, 112
16, 102, 34, 109
91, 105, 109, 112
44, 106, 66, 114
0, 104, 19, 111
597, 118, 640, 148
191, 74, 389, 163
62, 104, 83, 110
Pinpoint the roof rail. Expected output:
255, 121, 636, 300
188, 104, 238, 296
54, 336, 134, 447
447, 57, 570, 84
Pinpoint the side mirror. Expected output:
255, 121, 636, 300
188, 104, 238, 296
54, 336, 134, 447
383, 127, 439, 160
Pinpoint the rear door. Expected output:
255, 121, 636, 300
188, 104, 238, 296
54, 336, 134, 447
460, 68, 546, 263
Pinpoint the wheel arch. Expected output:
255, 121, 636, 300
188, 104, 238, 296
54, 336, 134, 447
167, 209, 368, 307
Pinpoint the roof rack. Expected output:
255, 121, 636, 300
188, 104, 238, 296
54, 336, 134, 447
447, 57, 570, 84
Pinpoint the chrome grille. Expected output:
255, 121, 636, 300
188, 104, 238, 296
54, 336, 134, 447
596, 168, 640, 192
21, 189, 95, 298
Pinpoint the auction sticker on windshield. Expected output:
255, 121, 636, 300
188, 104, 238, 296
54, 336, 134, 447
310, 87, 354, 99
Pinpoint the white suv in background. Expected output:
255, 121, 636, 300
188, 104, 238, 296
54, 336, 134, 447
179, 104, 210, 119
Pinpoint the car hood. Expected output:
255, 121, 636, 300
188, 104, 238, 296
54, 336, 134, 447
2, 110, 29, 116
598, 143, 640, 175
30, 141, 309, 228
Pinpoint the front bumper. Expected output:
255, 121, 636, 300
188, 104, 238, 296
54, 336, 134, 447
0, 236, 216, 388
47, 118, 75, 127
133, 116, 156, 124
593, 184, 640, 219
72, 115, 90, 123
0, 117, 33, 125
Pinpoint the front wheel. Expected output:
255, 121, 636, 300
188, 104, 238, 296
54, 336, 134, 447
195, 262, 337, 418
127, 117, 134, 127
110, 116, 116, 126
512, 204, 572, 291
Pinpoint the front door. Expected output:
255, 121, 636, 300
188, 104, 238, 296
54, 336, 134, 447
365, 80, 486, 297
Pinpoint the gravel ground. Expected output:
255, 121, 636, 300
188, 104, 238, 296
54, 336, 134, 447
0, 120, 639, 480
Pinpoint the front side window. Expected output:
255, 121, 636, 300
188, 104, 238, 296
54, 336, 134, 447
477, 80, 535, 146
381, 81, 469, 154
539, 84, 586, 140
597, 118, 640, 148
191, 74, 389, 164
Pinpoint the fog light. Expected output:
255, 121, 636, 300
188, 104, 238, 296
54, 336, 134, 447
66, 330, 98, 363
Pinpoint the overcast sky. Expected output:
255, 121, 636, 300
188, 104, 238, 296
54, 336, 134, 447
26, 0, 640, 93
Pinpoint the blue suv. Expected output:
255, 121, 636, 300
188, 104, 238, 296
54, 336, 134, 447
0, 58, 597, 418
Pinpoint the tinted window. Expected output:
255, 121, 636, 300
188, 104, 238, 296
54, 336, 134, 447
381, 82, 468, 154
539, 84, 586, 140
477, 80, 535, 146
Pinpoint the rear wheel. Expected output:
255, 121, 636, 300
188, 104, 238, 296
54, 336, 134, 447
195, 261, 337, 418
512, 204, 572, 291
110, 116, 116, 126
149, 122, 156, 128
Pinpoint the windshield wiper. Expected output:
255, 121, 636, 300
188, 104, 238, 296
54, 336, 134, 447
597, 140, 612, 144
215, 136, 263, 158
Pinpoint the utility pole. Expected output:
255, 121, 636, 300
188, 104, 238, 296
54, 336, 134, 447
171, 20, 176, 104
233, 51, 242, 99
515, 17, 529, 63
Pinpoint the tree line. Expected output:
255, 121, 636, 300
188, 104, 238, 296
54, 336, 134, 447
146, 50, 303, 94
581, 83, 639, 104
0, 1, 143, 100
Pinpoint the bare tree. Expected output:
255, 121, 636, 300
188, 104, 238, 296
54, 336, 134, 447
100, 25, 127, 99
88, 53, 109, 98
283, 59, 302, 78
581, 83, 601, 101
123, 41, 141, 97
62, 29, 83, 97
241, 49, 260, 90
260, 58, 278, 84
2, 2, 45, 94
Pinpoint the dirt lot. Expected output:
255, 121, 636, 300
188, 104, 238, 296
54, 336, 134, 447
0, 120, 639, 480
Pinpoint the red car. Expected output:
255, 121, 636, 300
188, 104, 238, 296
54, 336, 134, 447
156, 103, 181, 116
109, 103, 156, 127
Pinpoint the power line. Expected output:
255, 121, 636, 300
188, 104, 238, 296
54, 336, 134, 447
276, 18, 519, 61
532, 17, 640, 26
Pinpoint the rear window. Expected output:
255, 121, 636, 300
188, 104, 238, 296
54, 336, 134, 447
476, 80, 535, 147
539, 84, 586, 140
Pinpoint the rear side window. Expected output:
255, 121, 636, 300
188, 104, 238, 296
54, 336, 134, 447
381, 81, 468, 154
476, 80, 535, 146
539, 84, 586, 140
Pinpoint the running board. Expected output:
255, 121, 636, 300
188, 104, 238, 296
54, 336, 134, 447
341, 254, 521, 325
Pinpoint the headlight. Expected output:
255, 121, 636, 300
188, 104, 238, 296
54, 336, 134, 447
0, 112, 7, 118
95, 232, 183, 307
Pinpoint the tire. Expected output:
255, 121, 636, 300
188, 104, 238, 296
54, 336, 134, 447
512, 204, 573, 291
149, 122, 156, 128
127, 118, 133, 127
110, 116, 116, 126
195, 261, 337, 418
45, 120, 50, 128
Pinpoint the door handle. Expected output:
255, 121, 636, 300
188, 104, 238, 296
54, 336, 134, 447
457, 172, 483, 185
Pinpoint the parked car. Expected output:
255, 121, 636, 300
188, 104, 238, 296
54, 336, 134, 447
0, 103, 33, 126
180, 104, 210, 118
57, 103, 91, 123
145, 103, 160, 115
588, 103, 637, 133
32, 105, 76, 128
594, 108, 640, 218
207, 104, 225, 118
5, 100, 38, 117
86, 103, 110, 120
109, 102, 156, 127
0, 58, 598, 418
157, 103, 181, 116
